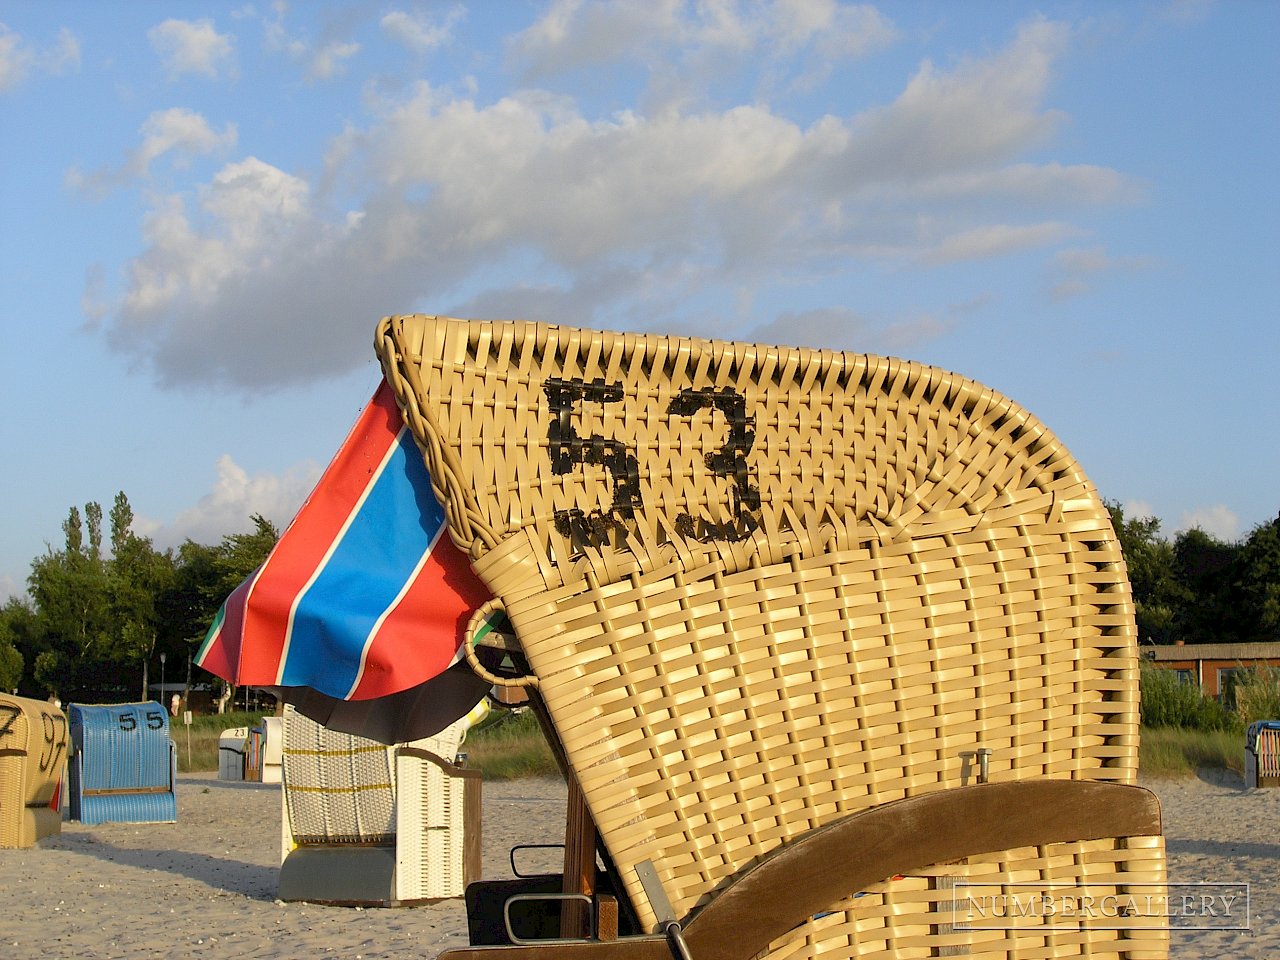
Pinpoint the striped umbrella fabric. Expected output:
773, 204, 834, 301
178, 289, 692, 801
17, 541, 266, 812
195, 382, 495, 741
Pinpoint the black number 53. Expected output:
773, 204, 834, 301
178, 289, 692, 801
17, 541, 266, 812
544, 378, 760, 547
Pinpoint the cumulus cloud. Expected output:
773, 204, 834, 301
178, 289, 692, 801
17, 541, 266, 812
140, 454, 321, 551
381, 7, 464, 54
0, 22, 80, 92
148, 18, 235, 80
1178, 505, 1240, 542
97, 14, 1135, 390
67, 107, 237, 196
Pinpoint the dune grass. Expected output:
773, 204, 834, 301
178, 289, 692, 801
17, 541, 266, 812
172, 710, 269, 773
463, 709, 560, 780
173, 706, 559, 779
1138, 726, 1243, 778
176, 707, 1243, 781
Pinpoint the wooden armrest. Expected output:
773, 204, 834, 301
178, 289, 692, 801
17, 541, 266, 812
682, 779, 1161, 960
397, 745, 484, 779
439, 780, 1160, 960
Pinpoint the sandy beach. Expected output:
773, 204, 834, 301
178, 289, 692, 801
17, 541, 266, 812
0, 772, 1275, 959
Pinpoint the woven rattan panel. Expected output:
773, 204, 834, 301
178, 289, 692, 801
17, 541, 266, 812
283, 706, 396, 845
767, 836, 1167, 960
375, 315, 1147, 939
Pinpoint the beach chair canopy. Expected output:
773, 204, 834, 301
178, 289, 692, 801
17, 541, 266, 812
196, 384, 499, 743
375, 314, 1166, 959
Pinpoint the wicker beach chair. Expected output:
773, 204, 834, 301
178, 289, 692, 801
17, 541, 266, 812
279, 705, 481, 905
375, 314, 1167, 960
0, 693, 68, 848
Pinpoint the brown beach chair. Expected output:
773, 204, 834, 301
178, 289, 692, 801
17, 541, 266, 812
375, 315, 1168, 960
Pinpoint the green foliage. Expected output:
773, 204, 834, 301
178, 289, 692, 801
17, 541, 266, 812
1107, 502, 1280, 646
15, 494, 279, 701
106, 494, 177, 700
1234, 515, 1280, 642
27, 503, 114, 698
1106, 502, 1184, 643
1139, 662, 1240, 732
0, 598, 32, 692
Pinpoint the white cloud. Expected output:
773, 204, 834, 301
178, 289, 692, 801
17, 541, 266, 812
67, 107, 237, 195
0, 22, 80, 92
0, 572, 20, 604
148, 18, 235, 80
381, 7, 464, 54
99, 15, 1135, 390
262, 4, 360, 81
1047, 245, 1155, 301
1177, 505, 1240, 542
308, 39, 360, 80
922, 222, 1078, 265
142, 454, 321, 551
0, 23, 32, 91
1124, 499, 1159, 523
510, 0, 896, 90
750, 305, 953, 356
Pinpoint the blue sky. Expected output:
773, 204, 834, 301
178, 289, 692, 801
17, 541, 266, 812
1, 0, 1276, 603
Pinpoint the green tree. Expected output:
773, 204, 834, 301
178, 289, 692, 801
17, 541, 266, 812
106, 492, 177, 701
1173, 527, 1240, 644
1233, 514, 1280, 642
1106, 501, 1184, 644
28, 503, 113, 698
0, 599, 27, 692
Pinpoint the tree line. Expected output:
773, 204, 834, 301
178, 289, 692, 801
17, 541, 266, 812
0, 492, 278, 702
1107, 502, 1280, 646
0, 492, 1276, 702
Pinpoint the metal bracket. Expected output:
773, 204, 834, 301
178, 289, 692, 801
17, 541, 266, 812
636, 860, 694, 960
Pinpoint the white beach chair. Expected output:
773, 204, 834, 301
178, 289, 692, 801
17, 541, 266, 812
278, 705, 481, 905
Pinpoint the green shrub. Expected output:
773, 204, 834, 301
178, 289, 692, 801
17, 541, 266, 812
1139, 663, 1240, 732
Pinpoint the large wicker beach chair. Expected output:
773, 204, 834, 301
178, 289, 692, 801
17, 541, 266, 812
376, 315, 1167, 959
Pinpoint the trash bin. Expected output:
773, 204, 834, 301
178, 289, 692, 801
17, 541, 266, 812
0, 694, 68, 848
218, 726, 248, 780
1245, 720, 1280, 788
67, 702, 178, 825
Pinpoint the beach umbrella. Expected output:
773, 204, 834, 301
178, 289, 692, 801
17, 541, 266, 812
195, 381, 496, 743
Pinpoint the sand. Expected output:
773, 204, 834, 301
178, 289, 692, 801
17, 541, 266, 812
0, 772, 1274, 959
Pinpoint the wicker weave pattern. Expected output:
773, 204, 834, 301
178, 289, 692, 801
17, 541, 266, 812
375, 315, 1156, 954
767, 836, 1167, 960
